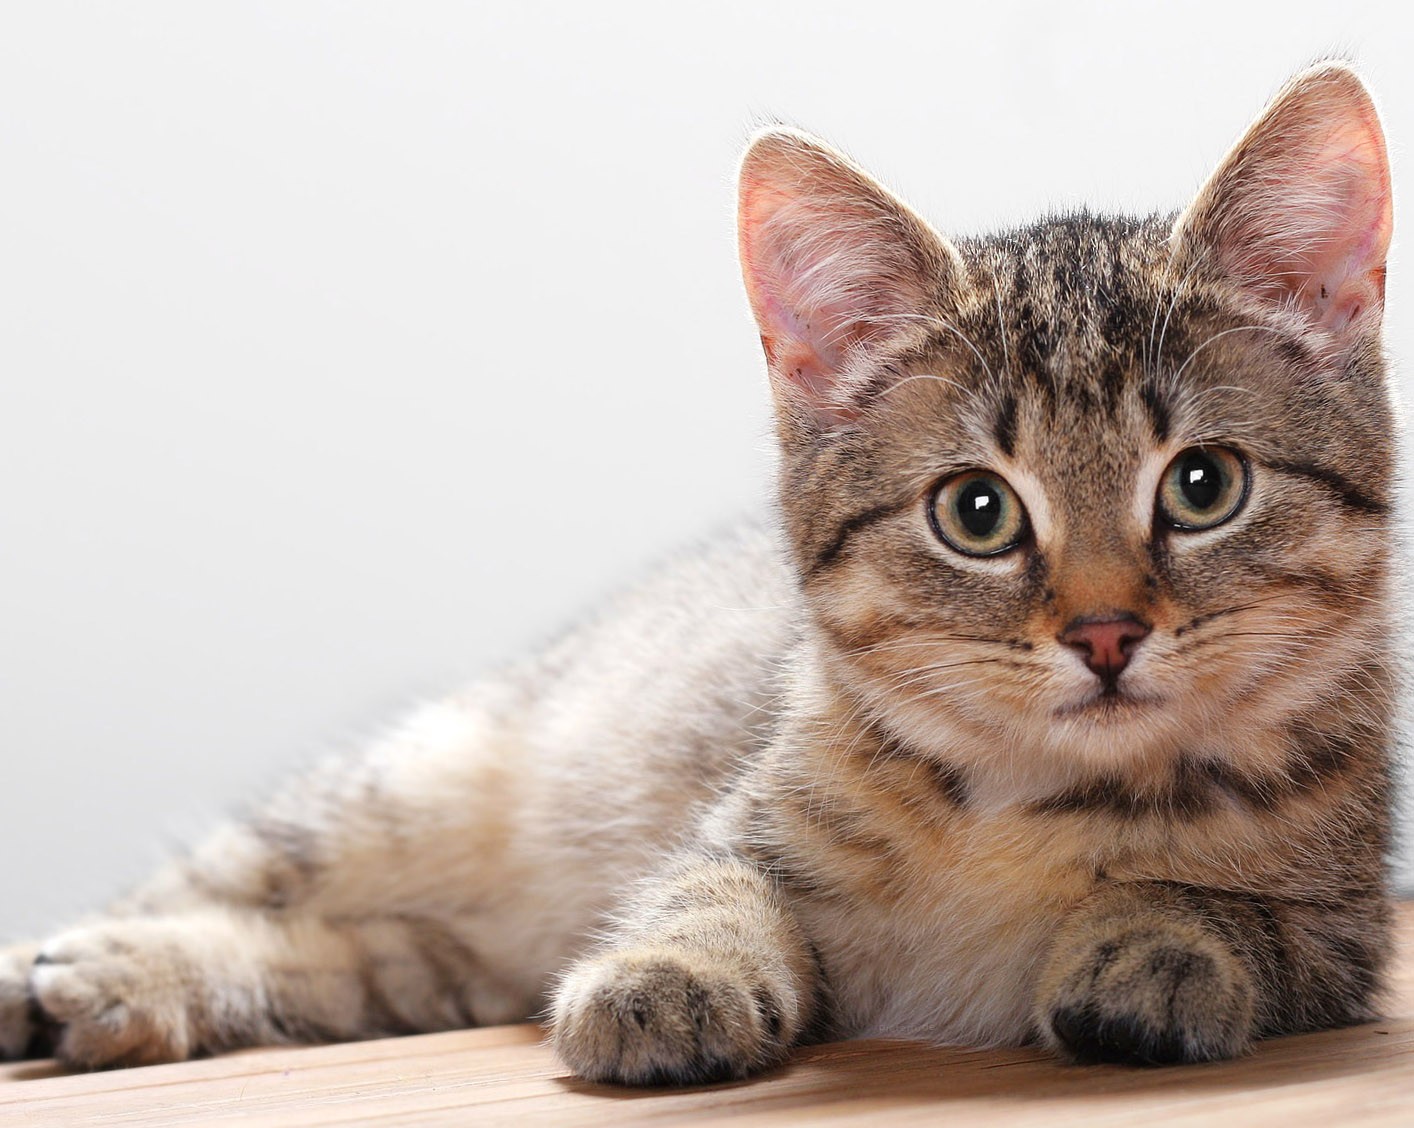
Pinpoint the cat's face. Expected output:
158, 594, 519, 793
739, 65, 1395, 795
777, 222, 1393, 786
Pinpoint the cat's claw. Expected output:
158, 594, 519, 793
29, 922, 197, 1068
551, 949, 787, 1086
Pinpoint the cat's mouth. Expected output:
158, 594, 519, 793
1054, 686, 1164, 721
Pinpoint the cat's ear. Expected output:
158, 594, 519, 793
1172, 63, 1392, 343
738, 128, 966, 425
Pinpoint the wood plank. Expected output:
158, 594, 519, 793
3, 904, 1412, 1126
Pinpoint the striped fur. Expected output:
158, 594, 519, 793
0, 64, 1399, 1082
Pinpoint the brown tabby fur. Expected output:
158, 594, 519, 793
0, 63, 1398, 1084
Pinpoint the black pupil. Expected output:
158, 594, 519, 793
957, 480, 1003, 538
1179, 452, 1224, 511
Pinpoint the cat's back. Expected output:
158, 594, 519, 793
442, 520, 803, 863
445, 521, 803, 983
295, 521, 802, 1004
521, 519, 802, 785
295, 520, 799, 900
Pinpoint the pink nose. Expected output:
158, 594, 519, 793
1059, 614, 1151, 683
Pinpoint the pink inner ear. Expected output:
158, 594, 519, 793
1195, 72, 1393, 339
1262, 119, 1392, 333
739, 179, 881, 410
754, 292, 841, 406
737, 135, 947, 423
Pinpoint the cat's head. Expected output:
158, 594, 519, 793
738, 64, 1395, 797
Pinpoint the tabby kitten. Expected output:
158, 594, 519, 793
0, 63, 1396, 1083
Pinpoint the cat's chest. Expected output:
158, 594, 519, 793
747, 741, 1280, 1043
784, 809, 1102, 1043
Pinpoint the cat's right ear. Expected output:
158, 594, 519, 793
1172, 63, 1392, 346
737, 128, 966, 426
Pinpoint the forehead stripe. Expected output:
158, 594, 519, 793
994, 393, 1018, 458
1140, 384, 1171, 442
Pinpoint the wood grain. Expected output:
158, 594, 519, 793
3, 904, 1412, 1126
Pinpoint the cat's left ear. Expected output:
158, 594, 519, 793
1172, 63, 1392, 343
738, 127, 967, 426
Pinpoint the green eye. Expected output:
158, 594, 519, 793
929, 471, 1029, 556
1158, 446, 1248, 530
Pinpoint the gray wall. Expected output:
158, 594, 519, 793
2, 1, 1412, 939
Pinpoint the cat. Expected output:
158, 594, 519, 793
0, 61, 1397, 1084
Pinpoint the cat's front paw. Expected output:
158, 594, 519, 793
0, 944, 41, 1059
551, 948, 789, 1086
1037, 918, 1255, 1065
30, 921, 201, 1068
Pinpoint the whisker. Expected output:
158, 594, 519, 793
1170, 324, 1286, 385
877, 312, 996, 385
1152, 245, 1211, 379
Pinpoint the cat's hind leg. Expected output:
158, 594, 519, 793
25, 905, 502, 1068
10, 696, 549, 1068
0, 943, 43, 1059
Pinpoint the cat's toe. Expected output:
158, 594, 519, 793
551, 949, 787, 1086
0, 944, 42, 1059
1039, 926, 1254, 1066
30, 922, 196, 1068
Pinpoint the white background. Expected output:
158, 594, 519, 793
2, 1, 1412, 940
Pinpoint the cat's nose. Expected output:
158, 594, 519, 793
1059, 614, 1151, 683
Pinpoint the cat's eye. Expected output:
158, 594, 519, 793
1157, 446, 1248, 530
928, 471, 1029, 557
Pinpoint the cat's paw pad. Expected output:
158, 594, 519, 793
30, 922, 197, 1068
551, 949, 788, 1086
0, 945, 41, 1059
1040, 924, 1254, 1065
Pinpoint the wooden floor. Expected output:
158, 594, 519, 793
4, 906, 1413, 1127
